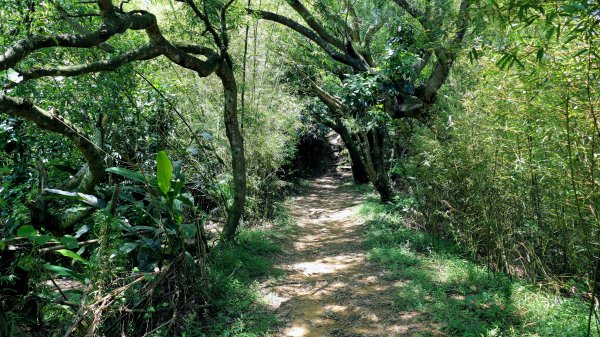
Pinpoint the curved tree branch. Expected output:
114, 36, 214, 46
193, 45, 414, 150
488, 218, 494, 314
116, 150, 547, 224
422, 0, 470, 102
0, 11, 156, 71
307, 78, 348, 113
248, 8, 369, 71
286, 0, 346, 51
392, 0, 427, 27
12, 45, 162, 86
363, 18, 384, 50
0, 95, 104, 193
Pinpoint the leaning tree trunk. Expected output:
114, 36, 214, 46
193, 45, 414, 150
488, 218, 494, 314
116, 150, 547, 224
216, 63, 247, 242
358, 127, 393, 203
320, 118, 369, 184
369, 127, 393, 203
336, 122, 369, 184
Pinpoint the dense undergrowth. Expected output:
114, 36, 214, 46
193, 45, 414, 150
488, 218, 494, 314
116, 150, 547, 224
361, 197, 597, 337
188, 227, 284, 336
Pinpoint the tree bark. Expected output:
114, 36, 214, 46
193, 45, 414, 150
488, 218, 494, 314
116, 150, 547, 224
216, 63, 247, 242
369, 127, 393, 203
0, 95, 105, 194
358, 128, 393, 203
336, 123, 369, 184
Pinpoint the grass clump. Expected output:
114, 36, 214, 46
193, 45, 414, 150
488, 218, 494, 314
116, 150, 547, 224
192, 213, 291, 336
361, 197, 596, 337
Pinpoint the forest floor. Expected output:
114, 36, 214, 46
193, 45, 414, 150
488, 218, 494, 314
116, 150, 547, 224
259, 172, 439, 337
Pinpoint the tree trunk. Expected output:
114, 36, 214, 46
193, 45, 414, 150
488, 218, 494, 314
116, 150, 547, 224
370, 127, 393, 203
216, 63, 247, 242
359, 127, 393, 203
337, 122, 369, 184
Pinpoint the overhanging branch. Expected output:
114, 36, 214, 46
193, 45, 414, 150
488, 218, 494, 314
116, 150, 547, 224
307, 78, 348, 113
248, 8, 369, 71
286, 0, 346, 51
12, 45, 162, 86
393, 0, 427, 27
422, 0, 470, 102
0, 11, 157, 71
0, 95, 104, 193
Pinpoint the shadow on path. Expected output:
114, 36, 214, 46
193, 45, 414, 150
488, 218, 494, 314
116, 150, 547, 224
260, 173, 439, 337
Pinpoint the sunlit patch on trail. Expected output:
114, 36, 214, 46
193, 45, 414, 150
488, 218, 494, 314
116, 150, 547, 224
292, 254, 364, 275
285, 325, 307, 336
260, 173, 439, 337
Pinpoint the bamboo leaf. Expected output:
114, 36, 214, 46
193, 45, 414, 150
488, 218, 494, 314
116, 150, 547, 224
106, 167, 146, 183
56, 249, 91, 266
44, 263, 84, 282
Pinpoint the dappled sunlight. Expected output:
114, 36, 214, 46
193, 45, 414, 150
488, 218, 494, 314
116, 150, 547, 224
260, 173, 440, 336
285, 325, 308, 337
292, 253, 365, 276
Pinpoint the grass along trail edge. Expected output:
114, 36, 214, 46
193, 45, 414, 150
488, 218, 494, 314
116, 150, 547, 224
257, 173, 596, 337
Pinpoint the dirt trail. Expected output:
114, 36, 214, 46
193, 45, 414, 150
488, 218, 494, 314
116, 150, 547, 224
261, 173, 433, 337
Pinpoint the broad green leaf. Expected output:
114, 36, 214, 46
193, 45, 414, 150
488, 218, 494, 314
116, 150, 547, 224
56, 249, 91, 266
32, 235, 52, 245
200, 132, 213, 141
561, 3, 585, 14
184, 251, 197, 269
536, 48, 544, 62
177, 193, 195, 207
44, 263, 84, 282
106, 167, 146, 183
75, 224, 91, 238
120, 242, 139, 254
181, 223, 197, 238
17, 225, 38, 238
156, 151, 173, 194
44, 189, 81, 200
544, 26, 555, 41
60, 235, 79, 249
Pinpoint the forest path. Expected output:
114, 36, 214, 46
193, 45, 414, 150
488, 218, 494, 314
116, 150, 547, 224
260, 173, 432, 337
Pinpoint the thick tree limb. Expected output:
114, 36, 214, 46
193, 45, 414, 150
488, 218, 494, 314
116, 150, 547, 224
347, 4, 362, 43
393, 0, 427, 27
363, 19, 384, 50
98, 0, 114, 15
0, 95, 104, 193
307, 78, 348, 113
414, 50, 432, 76
286, 0, 346, 51
422, 0, 470, 102
4, 14, 220, 87
52, 1, 115, 53
13, 45, 162, 86
158, 39, 220, 76
177, 0, 224, 50
248, 9, 369, 71
390, 0, 470, 121
0, 11, 156, 71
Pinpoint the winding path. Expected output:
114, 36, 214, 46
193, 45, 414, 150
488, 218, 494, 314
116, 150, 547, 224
260, 173, 435, 337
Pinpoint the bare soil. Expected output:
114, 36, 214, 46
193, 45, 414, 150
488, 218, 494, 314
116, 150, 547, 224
260, 173, 438, 337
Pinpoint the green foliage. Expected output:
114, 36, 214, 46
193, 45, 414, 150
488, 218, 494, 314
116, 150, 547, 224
186, 226, 286, 336
156, 150, 173, 195
2, 0, 598, 335
383, 9, 600, 336
362, 199, 596, 336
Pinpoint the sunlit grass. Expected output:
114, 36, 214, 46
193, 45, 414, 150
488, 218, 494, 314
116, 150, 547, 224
189, 209, 294, 336
361, 197, 596, 337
